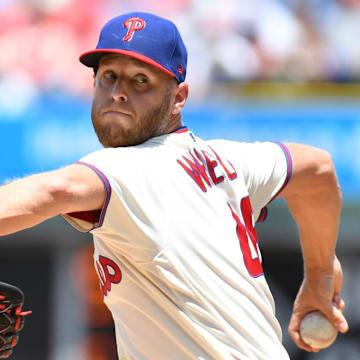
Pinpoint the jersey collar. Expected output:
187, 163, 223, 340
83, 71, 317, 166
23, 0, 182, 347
170, 126, 188, 134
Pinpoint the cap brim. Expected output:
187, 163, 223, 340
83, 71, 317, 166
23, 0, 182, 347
79, 49, 175, 78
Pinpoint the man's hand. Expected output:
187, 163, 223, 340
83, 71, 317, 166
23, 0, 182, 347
288, 256, 348, 352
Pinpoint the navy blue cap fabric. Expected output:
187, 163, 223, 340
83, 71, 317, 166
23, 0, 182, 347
79, 12, 187, 83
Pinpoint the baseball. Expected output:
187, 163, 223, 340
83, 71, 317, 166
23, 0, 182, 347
300, 311, 338, 349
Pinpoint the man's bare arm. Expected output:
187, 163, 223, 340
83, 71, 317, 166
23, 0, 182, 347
0, 164, 106, 236
279, 143, 348, 351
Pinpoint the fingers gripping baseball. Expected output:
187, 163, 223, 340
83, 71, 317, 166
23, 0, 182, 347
288, 257, 348, 352
289, 293, 348, 351
0, 282, 32, 358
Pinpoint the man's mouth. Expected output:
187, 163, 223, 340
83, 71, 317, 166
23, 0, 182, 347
103, 110, 130, 116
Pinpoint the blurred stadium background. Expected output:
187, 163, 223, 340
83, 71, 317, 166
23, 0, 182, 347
1, 0, 360, 359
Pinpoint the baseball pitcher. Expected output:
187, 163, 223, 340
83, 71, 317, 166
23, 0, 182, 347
0, 12, 348, 360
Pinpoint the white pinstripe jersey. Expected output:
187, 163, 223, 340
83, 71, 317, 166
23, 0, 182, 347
63, 127, 292, 360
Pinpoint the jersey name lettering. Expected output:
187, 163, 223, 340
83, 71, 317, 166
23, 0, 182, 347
177, 147, 237, 192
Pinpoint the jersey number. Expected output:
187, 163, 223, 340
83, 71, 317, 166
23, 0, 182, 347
228, 197, 263, 277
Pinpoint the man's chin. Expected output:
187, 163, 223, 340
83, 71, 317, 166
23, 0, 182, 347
94, 124, 160, 147
97, 135, 144, 148
99, 138, 125, 148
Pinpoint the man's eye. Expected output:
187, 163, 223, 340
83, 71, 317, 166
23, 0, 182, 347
103, 72, 116, 80
135, 76, 148, 84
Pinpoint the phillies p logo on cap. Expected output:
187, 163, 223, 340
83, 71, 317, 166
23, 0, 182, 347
79, 12, 188, 83
123, 17, 146, 42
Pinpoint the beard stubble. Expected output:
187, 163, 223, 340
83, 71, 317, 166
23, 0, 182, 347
91, 86, 173, 148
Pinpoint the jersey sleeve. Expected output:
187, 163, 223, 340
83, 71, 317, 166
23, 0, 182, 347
61, 146, 164, 262
209, 140, 292, 219
240, 142, 292, 217
61, 148, 116, 232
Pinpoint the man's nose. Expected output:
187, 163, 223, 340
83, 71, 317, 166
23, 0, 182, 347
111, 80, 128, 102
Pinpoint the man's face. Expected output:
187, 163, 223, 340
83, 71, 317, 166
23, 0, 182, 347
91, 54, 176, 147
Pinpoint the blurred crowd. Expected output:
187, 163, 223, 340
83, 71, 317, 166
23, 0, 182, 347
1, 0, 360, 104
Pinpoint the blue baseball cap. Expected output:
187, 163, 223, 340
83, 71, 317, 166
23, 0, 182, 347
79, 12, 187, 83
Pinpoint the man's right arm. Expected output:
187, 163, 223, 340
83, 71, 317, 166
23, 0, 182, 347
279, 143, 348, 351
0, 164, 106, 236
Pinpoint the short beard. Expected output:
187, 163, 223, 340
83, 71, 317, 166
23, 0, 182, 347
91, 85, 173, 148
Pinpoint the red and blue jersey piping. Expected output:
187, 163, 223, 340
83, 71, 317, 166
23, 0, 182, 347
67, 161, 112, 231
171, 126, 188, 134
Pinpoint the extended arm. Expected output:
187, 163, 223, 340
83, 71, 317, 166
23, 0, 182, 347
0, 164, 106, 236
279, 143, 348, 351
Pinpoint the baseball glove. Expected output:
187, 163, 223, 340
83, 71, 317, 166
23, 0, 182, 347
0, 282, 32, 359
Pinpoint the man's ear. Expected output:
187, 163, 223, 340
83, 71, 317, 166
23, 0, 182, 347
172, 82, 189, 115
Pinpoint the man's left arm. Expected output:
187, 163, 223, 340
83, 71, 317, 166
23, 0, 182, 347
279, 143, 348, 352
